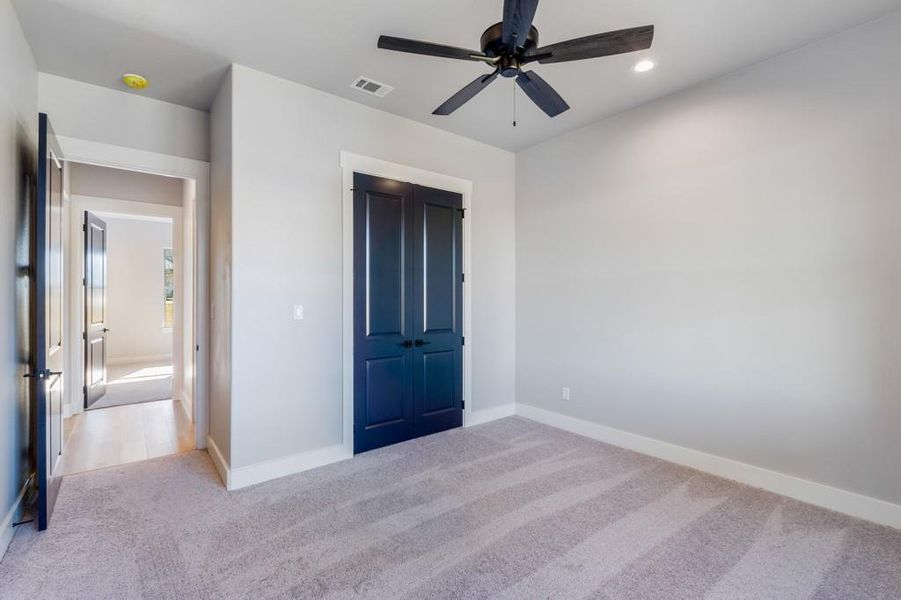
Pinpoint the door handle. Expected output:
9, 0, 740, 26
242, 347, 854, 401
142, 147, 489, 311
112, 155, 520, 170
23, 369, 63, 379
400, 340, 413, 348
414, 340, 431, 347
102, 328, 111, 333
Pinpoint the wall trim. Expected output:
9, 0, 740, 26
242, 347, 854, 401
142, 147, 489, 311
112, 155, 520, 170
339, 152, 474, 458
467, 402, 516, 427
228, 445, 352, 491
516, 404, 901, 530
213, 401, 513, 492
0, 482, 29, 561
206, 435, 230, 489
176, 394, 192, 424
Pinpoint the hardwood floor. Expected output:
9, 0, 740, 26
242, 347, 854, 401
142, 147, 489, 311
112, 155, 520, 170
62, 399, 194, 475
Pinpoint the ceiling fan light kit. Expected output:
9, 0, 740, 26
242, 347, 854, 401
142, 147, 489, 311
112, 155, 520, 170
378, 0, 654, 121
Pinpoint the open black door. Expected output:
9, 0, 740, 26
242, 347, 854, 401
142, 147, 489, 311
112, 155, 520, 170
31, 113, 65, 530
83, 211, 108, 408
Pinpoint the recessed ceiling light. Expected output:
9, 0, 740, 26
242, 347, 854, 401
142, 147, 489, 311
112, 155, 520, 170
633, 60, 656, 73
122, 73, 149, 90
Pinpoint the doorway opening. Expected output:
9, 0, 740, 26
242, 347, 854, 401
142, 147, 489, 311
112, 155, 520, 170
62, 162, 195, 475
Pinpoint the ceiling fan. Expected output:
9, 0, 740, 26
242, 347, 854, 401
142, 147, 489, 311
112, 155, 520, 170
377, 0, 654, 118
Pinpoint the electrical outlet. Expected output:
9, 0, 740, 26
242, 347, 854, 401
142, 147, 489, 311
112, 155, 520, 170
562, 386, 570, 401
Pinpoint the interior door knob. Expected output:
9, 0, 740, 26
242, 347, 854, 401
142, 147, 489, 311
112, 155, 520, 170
414, 340, 431, 347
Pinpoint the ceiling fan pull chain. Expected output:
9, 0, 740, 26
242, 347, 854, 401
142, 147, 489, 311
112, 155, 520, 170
512, 80, 518, 127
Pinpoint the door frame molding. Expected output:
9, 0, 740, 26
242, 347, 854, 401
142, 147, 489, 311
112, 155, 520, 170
340, 152, 473, 457
70, 198, 180, 413
56, 135, 210, 451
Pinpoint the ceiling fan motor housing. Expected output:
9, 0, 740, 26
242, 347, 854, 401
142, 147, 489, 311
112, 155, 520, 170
481, 22, 539, 57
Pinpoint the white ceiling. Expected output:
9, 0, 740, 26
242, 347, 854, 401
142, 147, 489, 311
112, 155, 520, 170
14, 0, 901, 151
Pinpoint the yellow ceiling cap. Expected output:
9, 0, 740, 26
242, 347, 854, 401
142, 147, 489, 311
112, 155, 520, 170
122, 73, 149, 90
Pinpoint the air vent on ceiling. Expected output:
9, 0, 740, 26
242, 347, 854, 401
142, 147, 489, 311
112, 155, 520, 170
351, 76, 393, 98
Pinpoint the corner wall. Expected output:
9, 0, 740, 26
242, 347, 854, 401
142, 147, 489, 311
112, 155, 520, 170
0, 0, 36, 558
515, 12, 901, 509
208, 68, 233, 469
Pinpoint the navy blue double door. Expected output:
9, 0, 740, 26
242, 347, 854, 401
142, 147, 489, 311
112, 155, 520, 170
353, 173, 464, 454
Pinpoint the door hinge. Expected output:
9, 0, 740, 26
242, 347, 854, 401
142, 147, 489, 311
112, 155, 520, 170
458, 208, 466, 218
82, 385, 87, 396
461, 400, 465, 409
82, 224, 86, 232
82, 277, 86, 286
461, 336, 465, 346
82, 332, 86, 340
461, 273, 465, 283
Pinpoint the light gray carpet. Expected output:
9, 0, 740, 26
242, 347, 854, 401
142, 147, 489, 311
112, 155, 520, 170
89, 363, 173, 410
1, 417, 899, 599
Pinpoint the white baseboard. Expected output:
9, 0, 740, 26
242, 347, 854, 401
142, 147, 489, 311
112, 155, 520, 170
516, 404, 901, 530
228, 445, 352, 491
1, 482, 29, 561
212, 404, 512, 492
176, 395, 192, 425
467, 402, 516, 427
206, 435, 230, 489
108, 354, 173, 366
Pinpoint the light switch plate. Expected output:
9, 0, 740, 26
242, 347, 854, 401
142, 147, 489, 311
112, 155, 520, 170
293, 304, 304, 320
562, 386, 570, 401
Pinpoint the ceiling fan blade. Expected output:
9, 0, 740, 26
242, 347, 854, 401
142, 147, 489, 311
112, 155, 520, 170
378, 35, 484, 62
516, 70, 569, 117
502, 0, 540, 50
433, 70, 500, 115
527, 25, 654, 64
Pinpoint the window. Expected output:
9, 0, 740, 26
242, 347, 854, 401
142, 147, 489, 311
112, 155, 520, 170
163, 248, 174, 328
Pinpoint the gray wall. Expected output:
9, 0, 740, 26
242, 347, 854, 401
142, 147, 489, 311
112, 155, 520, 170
38, 72, 209, 162
226, 65, 516, 469
0, 0, 36, 555
70, 162, 183, 207
209, 68, 232, 464
516, 13, 901, 505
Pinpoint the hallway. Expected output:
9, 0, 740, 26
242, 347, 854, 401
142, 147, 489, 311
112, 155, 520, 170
63, 399, 194, 475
